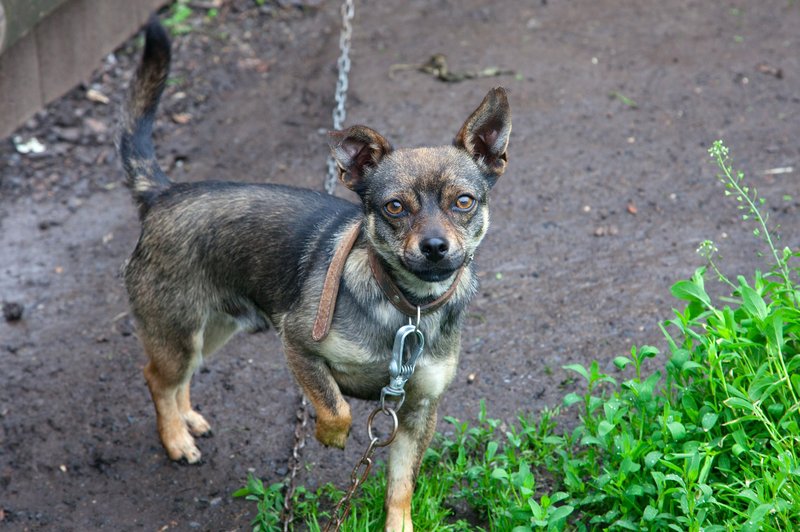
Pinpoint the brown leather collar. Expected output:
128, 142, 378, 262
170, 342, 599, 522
311, 221, 467, 342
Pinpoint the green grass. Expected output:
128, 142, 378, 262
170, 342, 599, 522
161, 0, 219, 36
609, 91, 639, 109
235, 141, 800, 530
163, 1, 195, 35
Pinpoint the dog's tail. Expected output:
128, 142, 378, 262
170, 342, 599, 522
118, 17, 172, 217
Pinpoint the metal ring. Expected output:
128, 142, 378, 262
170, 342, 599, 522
367, 406, 398, 447
408, 306, 421, 330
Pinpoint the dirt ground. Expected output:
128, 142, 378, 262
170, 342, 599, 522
1, 0, 799, 529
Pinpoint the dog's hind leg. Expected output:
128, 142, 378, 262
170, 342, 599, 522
176, 313, 240, 437
176, 382, 211, 437
142, 334, 204, 463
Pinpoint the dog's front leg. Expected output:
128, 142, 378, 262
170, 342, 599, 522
284, 344, 352, 448
384, 397, 438, 532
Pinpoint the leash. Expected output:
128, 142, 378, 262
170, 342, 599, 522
315, 228, 468, 529
324, 0, 355, 195
286, 0, 464, 527
280, 394, 308, 532
312, 220, 362, 341
282, 1, 355, 529
324, 317, 424, 531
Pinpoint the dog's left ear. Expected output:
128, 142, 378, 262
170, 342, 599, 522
329, 126, 393, 194
454, 87, 511, 184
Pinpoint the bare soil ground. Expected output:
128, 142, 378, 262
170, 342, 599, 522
1, 0, 799, 529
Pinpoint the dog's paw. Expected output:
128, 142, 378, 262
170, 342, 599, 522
315, 416, 351, 449
177, 455, 205, 466
316, 426, 349, 449
183, 410, 213, 438
162, 428, 203, 464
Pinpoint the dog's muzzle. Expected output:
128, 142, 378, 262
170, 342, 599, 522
405, 251, 465, 283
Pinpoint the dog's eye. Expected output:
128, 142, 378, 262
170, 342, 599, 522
384, 200, 406, 217
453, 195, 476, 212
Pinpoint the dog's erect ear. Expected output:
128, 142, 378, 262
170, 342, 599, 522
328, 126, 393, 193
454, 87, 511, 183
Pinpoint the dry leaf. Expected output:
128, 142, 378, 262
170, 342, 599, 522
171, 113, 193, 125
86, 89, 110, 104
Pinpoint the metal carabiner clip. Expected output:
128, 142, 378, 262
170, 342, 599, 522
388, 324, 424, 380
381, 322, 425, 411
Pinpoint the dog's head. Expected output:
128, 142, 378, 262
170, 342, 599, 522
329, 88, 511, 287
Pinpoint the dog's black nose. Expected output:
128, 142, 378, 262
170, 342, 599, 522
420, 237, 449, 262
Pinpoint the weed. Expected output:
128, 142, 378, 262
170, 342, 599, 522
163, 1, 194, 35
233, 476, 286, 530
546, 141, 800, 530
609, 91, 638, 109
236, 141, 800, 530
162, 0, 221, 35
708, 140, 795, 301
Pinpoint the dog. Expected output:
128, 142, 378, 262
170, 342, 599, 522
118, 18, 510, 532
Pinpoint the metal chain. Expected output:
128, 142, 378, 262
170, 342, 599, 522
324, 312, 422, 531
281, 396, 309, 532
281, 3, 356, 530
324, 0, 355, 195
323, 406, 399, 532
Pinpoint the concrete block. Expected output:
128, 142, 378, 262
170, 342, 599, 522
0, 0, 166, 139
0, 31, 41, 139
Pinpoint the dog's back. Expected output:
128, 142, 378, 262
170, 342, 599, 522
124, 181, 360, 335
118, 19, 361, 331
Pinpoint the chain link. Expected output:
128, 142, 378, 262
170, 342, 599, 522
323, 406, 398, 531
324, 0, 355, 195
281, 395, 309, 531
283, 4, 357, 529
324, 317, 422, 529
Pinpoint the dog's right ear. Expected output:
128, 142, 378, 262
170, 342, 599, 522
328, 126, 393, 193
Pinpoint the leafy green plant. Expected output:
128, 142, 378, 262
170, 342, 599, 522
236, 141, 800, 530
548, 141, 800, 530
235, 403, 568, 531
233, 476, 287, 531
163, 1, 195, 35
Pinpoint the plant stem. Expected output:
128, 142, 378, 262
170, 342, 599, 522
710, 143, 794, 303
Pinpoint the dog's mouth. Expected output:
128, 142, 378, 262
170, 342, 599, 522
401, 253, 467, 284
411, 267, 459, 283
401, 256, 466, 282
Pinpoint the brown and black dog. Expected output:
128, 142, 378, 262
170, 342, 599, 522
118, 19, 510, 531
